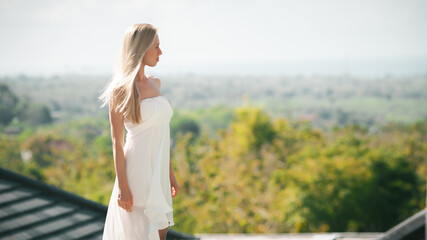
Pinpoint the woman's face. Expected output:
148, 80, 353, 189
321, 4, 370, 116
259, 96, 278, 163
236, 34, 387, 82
142, 35, 162, 67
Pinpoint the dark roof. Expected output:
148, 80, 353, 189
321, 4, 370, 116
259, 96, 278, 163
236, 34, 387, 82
376, 208, 425, 240
0, 167, 197, 240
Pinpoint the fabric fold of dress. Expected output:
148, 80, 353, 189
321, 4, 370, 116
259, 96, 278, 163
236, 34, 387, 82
103, 95, 174, 240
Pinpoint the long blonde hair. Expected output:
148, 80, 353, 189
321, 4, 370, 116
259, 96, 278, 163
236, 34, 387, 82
99, 23, 158, 124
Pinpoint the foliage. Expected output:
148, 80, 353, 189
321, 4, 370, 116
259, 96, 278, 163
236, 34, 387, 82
0, 118, 115, 205
170, 111, 201, 141
278, 125, 421, 232
0, 83, 19, 125
18, 104, 53, 126
0, 105, 425, 234
0, 82, 52, 128
171, 106, 426, 233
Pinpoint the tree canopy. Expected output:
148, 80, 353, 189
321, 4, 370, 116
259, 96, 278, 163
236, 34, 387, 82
0, 105, 425, 234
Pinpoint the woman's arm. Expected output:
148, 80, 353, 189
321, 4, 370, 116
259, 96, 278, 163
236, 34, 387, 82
151, 76, 178, 197
109, 98, 133, 212
170, 157, 179, 197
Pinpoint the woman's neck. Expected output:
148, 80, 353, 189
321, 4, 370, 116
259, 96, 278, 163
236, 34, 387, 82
137, 65, 146, 83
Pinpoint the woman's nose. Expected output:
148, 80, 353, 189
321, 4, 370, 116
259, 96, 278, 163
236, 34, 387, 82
158, 48, 162, 56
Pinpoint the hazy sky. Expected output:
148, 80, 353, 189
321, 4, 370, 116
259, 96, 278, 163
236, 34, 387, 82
0, 0, 426, 76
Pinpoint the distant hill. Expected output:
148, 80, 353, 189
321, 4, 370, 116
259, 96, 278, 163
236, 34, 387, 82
1, 74, 426, 136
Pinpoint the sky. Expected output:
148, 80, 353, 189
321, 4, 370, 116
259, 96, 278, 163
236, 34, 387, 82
0, 0, 426, 76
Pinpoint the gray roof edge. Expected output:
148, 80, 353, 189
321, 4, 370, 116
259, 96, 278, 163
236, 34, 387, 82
377, 208, 426, 240
169, 229, 200, 239
0, 167, 108, 214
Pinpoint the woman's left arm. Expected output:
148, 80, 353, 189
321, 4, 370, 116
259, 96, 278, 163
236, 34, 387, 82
170, 157, 179, 197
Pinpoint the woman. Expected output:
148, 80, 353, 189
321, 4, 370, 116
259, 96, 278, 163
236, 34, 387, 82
100, 23, 179, 240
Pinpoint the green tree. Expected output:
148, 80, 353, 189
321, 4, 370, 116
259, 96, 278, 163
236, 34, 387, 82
0, 83, 19, 125
171, 114, 201, 140
19, 104, 53, 126
1, 104, 425, 234
171, 108, 425, 234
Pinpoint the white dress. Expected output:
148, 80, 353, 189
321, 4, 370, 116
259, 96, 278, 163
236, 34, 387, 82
103, 95, 174, 240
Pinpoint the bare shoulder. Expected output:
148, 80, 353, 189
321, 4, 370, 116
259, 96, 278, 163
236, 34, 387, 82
148, 75, 161, 89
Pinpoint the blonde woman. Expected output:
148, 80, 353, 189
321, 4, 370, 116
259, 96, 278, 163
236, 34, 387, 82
100, 23, 178, 240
